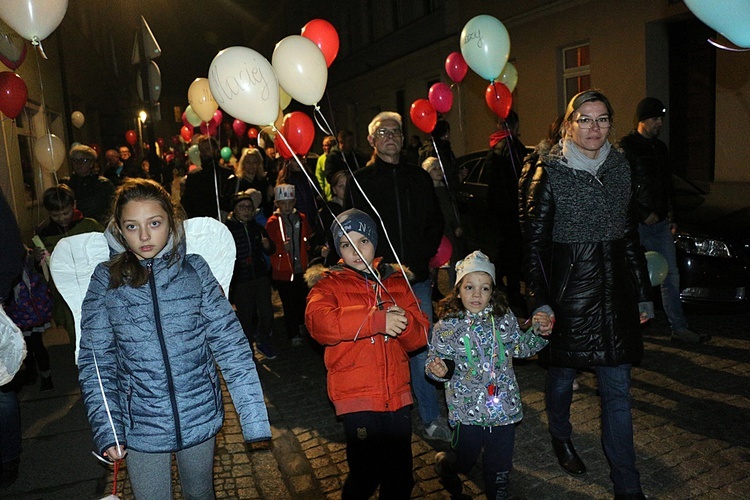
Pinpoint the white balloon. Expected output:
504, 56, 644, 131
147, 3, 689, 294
71, 111, 84, 129
272, 35, 327, 106
34, 133, 65, 173
208, 46, 279, 126
460, 15, 510, 81
0, 0, 68, 44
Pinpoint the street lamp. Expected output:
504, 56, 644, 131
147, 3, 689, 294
137, 110, 148, 155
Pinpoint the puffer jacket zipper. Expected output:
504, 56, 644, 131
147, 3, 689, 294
147, 260, 183, 448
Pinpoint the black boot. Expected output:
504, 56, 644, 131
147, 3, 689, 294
434, 451, 471, 500
551, 437, 586, 475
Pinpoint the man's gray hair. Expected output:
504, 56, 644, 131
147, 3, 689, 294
368, 112, 402, 136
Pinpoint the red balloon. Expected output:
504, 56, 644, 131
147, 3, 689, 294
276, 111, 314, 159
89, 143, 101, 157
429, 235, 453, 268
233, 119, 247, 137
301, 19, 339, 68
171, 135, 181, 145
210, 109, 223, 128
485, 82, 513, 119
180, 125, 193, 142
428, 83, 454, 114
0, 71, 28, 119
125, 130, 137, 146
181, 110, 191, 129
200, 120, 218, 136
0, 43, 27, 71
410, 99, 437, 134
156, 137, 165, 147
247, 127, 259, 139
445, 52, 468, 84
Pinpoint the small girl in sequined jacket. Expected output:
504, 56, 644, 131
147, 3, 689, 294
425, 251, 548, 500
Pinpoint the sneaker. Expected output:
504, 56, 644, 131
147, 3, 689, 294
671, 329, 711, 344
424, 419, 451, 442
40, 375, 54, 392
256, 342, 278, 360
290, 335, 304, 347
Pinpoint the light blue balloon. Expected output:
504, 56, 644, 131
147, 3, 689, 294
645, 251, 668, 286
188, 144, 201, 167
684, 0, 750, 48
460, 15, 510, 81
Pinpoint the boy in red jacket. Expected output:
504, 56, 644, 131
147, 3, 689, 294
266, 184, 311, 346
305, 209, 429, 499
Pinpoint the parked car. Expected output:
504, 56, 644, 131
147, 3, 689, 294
455, 149, 750, 308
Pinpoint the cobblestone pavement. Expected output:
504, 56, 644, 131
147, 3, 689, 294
4, 299, 749, 499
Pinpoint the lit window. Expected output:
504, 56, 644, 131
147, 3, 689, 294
562, 44, 591, 103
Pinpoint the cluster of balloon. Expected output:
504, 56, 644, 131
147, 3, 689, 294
445, 52, 468, 84
0, 20, 27, 70
460, 15, 511, 82
485, 82, 513, 119
209, 46, 280, 127
0, 71, 28, 118
684, 0, 750, 49
125, 130, 137, 147
232, 119, 246, 138
71, 110, 84, 129
645, 251, 669, 287
0, 0, 68, 49
188, 77, 219, 123
410, 98, 437, 134
276, 111, 314, 159
33, 133, 65, 173
428, 82, 453, 114
220, 146, 232, 161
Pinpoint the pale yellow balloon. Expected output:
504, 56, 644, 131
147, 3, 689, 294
279, 86, 292, 110
71, 111, 85, 129
188, 77, 219, 123
495, 62, 518, 93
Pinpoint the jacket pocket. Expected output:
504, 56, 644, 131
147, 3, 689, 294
555, 260, 574, 304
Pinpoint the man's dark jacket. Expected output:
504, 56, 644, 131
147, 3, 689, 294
617, 130, 674, 223
346, 156, 444, 283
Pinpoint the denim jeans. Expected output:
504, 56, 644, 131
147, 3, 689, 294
638, 220, 688, 332
409, 280, 441, 427
0, 388, 22, 466
546, 365, 641, 495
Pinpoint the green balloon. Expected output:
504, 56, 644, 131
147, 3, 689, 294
220, 147, 232, 161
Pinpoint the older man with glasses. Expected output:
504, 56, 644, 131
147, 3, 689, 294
346, 112, 449, 447
61, 144, 115, 225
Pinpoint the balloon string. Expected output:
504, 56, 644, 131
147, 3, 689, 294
33, 42, 56, 180
273, 129, 397, 305
430, 136, 462, 226
457, 84, 463, 132
313, 106, 335, 137
1, 117, 20, 216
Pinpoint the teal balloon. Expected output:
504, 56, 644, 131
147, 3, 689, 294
460, 15, 510, 81
188, 144, 201, 167
220, 146, 232, 161
684, 0, 750, 48
645, 251, 668, 286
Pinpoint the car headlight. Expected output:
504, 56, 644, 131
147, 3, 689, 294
675, 234, 732, 258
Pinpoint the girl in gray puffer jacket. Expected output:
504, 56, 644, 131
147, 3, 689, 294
78, 179, 270, 499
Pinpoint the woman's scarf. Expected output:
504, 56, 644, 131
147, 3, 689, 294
561, 137, 611, 176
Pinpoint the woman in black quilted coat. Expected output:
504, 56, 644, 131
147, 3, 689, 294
523, 89, 653, 500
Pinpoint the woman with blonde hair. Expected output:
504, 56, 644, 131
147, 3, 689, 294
228, 148, 272, 216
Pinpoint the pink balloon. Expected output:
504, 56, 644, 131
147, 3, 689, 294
232, 119, 247, 137
181, 111, 191, 129
429, 235, 453, 268
445, 52, 468, 83
428, 83, 453, 114
200, 120, 218, 136
210, 109, 223, 128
